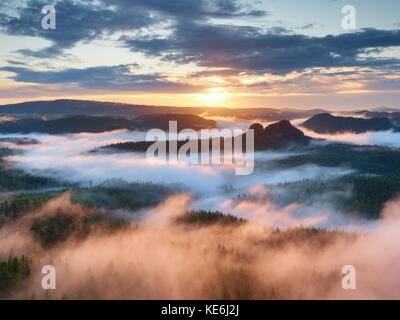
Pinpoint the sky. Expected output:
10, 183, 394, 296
0, 0, 400, 110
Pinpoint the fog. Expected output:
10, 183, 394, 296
301, 127, 400, 148
0, 122, 399, 299
0, 128, 372, 230
1, 130, 338, 194
0, 191, 399, 299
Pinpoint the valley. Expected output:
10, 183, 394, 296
0, 99, 400, 299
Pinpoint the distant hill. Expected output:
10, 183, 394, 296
250, 120, 310, 150
0, 116, 136, 134
201, 107, 328, 122
0, 137, 39, 145
301, 113, 397, 134
0, 99, 327, 122
353, 110, 400, 127
0, 113, 216, 134
98, 120, 311, 153
0, 99, 170, 117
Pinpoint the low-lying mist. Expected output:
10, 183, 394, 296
1, 192, 400, 299
1, 121, 400, 299
301, 127, 400, 148
1, 130, 337, 192
0, 130, 360, 228
0, 128, 384, 229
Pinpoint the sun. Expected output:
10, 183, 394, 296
197, 88, 229, 106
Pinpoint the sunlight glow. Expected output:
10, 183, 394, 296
196, 88, 229, 106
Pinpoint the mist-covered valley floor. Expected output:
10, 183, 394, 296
2, 115, 400, 299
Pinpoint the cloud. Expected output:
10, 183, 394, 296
0, 64, 197, 92
123, 24, 400, 74
3, 190, 400, 299
0, 0, 158, 57
300, 23, 318, 30
104, 0, 267, 19
3, 0, 399, 76
1, 0, 399, 96
3, 126, 400, 298
0, 129, 329, 195
0, 0, 266, 58
302, 128, 400, 148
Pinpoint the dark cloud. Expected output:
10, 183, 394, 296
123, 23, 400, 74
1, 0, 399, 91
0, 64, 197, 92
6, 60, 27, 66
0, 0, 266, 58
104, 0, 267, 18
300, 23, 318, 30
0, 0, 158, 57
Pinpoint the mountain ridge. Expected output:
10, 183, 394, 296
301, 113, 398, 134
0, 99, 327, 121
97, 119, 311, 153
